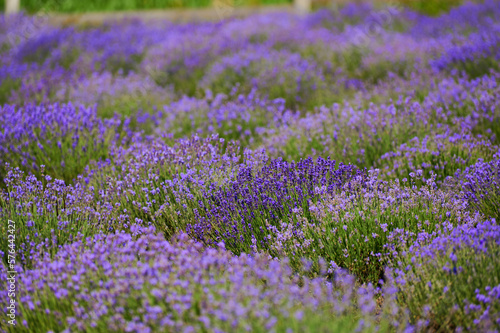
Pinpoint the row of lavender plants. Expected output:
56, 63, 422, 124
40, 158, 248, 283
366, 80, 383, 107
1, 1, 500, 332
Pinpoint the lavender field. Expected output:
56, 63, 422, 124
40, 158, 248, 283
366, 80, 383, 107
1, 1, 500, 332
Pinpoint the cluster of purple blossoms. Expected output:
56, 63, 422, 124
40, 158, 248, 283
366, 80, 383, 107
460, 157, 500, 220
0, 103, 132, 183
187, 157, 359, 252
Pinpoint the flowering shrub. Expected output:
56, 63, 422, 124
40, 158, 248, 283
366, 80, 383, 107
461, 158, 500, 220
379, 132, 500, 184
159, 90, 295, 147
263, 171, 481, 283
201, 47, 325, 109
0, 103, 124, 184
188, 157, 359, 254
394, 219, 500, 331
0, 229, 406, 332
0, 167, 120, 267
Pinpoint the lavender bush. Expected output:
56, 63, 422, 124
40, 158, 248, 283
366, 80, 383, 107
394, 219, 500, 331
187, 157, 359, 254
461, 158, 500, 220
0, 228, 406, 332
260, 171, 483, 283
0, 103, 127, 184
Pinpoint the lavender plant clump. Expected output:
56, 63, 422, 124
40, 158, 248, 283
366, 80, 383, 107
1, 1, 500, 332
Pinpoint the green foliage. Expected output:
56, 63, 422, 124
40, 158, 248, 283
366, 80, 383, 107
454, 56, 500, 79
107, 53, 145, 75
473, 118, 500, 145
202, 56, 325, 110
300, 45, 411, 86
162, 107, 273, 148
96, 95, 171, 135
0, 78, 20, 105
468, 191, 500, 222
0, 41, 10, 54
59, 47, 80, 69
398, 0, 462, 16
21, 44, 56, 65
151, 60, 206, 97
0, 0, 292, 13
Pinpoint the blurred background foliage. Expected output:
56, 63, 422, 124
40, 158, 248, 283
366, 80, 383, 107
0, 0, 291, 12
399, 0, 462, 15
0, 0, 469, 15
